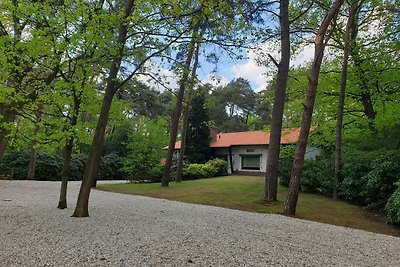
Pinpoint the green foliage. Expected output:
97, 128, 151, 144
207, 158, 228, 177
385, 183, 400, 226
98, 153, 128, 180
0, 150, 62, 181
279, 147, 400, 216
186, 88, 211, 163
69, 154, 87, 181
123, 116, 168, 180
279, 155, 334, 196
340, 149, 400, 211
0, 150, 30, 179
182, 163, 217, 180
181, 158, 228, 180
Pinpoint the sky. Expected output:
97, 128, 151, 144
138, 41, 316, 93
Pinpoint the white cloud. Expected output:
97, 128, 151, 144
137, 61, 179, 91
201, 73, 230, 87
227, 41, 317, 92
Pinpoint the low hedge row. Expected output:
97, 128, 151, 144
278, 149, 400, 225
182, 158, 228, 180
0, 150, 128, 181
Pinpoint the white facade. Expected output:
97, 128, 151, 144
214, 145, 268, 174
214, 145, 323, 174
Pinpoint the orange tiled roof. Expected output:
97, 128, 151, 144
171, 128, 301, 149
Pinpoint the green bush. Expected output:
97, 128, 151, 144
340, 149, 400, 211
207, 158, 228, 176
385, 183, 400, 226
34, 152, 63, 181
339, 150, 377, 205
69, 154, 87, 181
0, 150, 30, 179
278, 155, 334, 196
146, 165, 164, 183
182, 163, 218, 180
0, 150, 63, 180
301, 155, 334, 196
98, 153, 128, 180
278, 157, 292, 187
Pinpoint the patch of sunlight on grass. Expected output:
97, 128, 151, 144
97, 175, 400, 237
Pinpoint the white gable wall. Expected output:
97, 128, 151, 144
214, 145, 268, 174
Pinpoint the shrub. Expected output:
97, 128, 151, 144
278, 157, 292, 187
0, 150, 30, 179
34, 152, 63, 181
385, 183, 400, 226
69, 154, 87, 181
146, 165, 164, 183
182, 163, 218, 180
278, 155, 334, 195
207, 158, 228, 176
301, 155, 334, 196
98, 153, 128, 180
340, 149, 400, 211
339, 150, 377, 205
0, 150, 63, 180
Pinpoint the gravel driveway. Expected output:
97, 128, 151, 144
1, 180, 399, 266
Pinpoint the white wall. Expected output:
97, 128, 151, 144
214, 145, 323, 174
214, 145, 268, 173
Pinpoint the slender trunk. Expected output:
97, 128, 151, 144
334, 0, 355, 200
57, 139, 73, 209
264, 0, 290, 202
27, 104, 43, 180
58, 95, 80, 209
72, 0, 135, 217
283, 0, 344, 215
0, 110, 16, 160
175, 105, 190, 183
26, 141, 38, 180
176, 37, 202, 182
162, 23, 200, 187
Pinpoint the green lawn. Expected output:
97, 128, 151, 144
97, 175, 400, 237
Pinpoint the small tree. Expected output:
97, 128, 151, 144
124, 116, 168, 179
186, 87, 211, 164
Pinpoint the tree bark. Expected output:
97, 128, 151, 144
0, 107, 16, 160
333, 0, 355, 200
283, 0, 344, 215
26, 138, 38, 180
72, 0, 135, 217
264, 0, 290, 202
58, 93, 81, 209
176, 37, 201, 182
27, 104, 43, 180
162, 23, 200, 187
57, 139, 73, 209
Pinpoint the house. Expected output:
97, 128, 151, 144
172, 128, 323, 176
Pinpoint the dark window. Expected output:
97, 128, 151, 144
240, 154, 261, 170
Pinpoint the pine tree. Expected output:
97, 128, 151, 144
186, 88, 210, 164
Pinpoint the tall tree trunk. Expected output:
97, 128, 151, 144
283, 0, 344, 216
26, 124, 40, 180
27, 104, 43, 180
162, 23, 200, 187
333, 0, 355, 200
57, 138, 73, 209
264, 0, 290, 202
176, 37, 202, 182
72, 0, 135, 217
0, 109, 16, 160
58, 94, 81, 209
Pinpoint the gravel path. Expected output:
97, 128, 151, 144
1, 180, 399, 267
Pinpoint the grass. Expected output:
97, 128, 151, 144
97, 175, 400, 237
